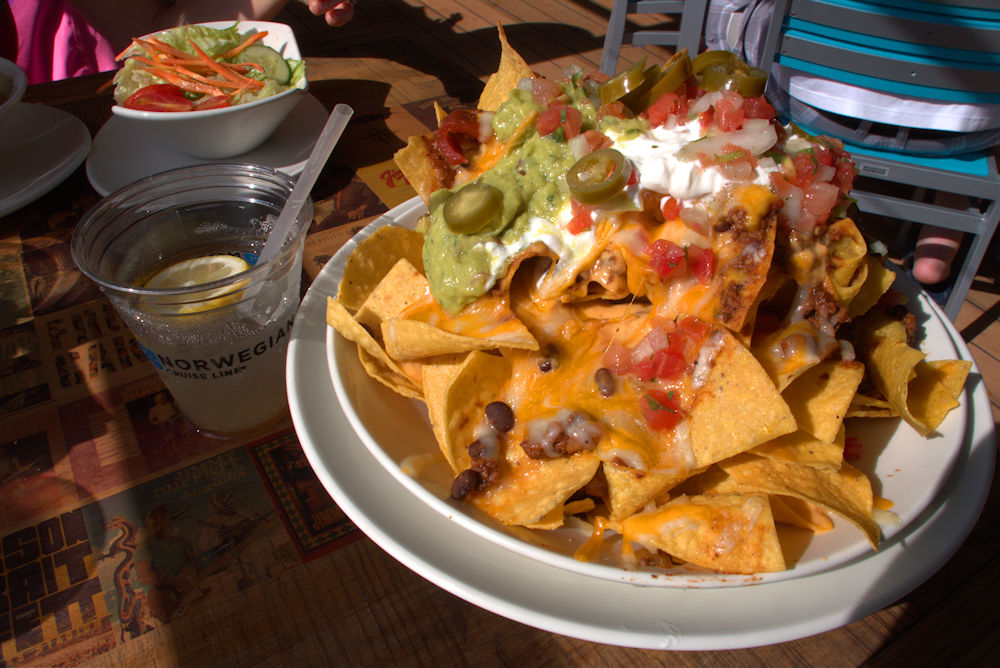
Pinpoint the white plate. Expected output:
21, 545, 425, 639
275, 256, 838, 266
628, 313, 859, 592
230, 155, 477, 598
86, 92, 328, 196
320, 198, 968, 589
0, 103, 91, 217
287, 209, 994, 649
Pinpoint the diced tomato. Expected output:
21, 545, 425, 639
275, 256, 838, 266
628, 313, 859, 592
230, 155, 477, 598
598, 101, 627, 120
646, 92, 679, 128
833, 157, 857, 194
743, 95, 775, 120
673, 316, 711, 360
687, 245, 716, 284
567, 199, 594, 234
792, 152, 818, 188
660, 195, 681, 221
536, 104, 582, 141
698, 108, 714, 129
714, 91, 745, 132
644, 239, 686, 278
434, 109, 481, 166
632, 348, 686, 382
640, 389, 684, 431
192, 94, 230, 110
844, 436, 863, 462
122, 84, 193, 112
813, 143, 835, 167
532, 77, 564, 107
582, 129, 612, 152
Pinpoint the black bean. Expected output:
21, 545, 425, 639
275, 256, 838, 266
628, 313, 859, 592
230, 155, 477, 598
484, 401, 514, 433
450, 469, 479, 499
537, 344, 559, 372
594, 367, 616, 397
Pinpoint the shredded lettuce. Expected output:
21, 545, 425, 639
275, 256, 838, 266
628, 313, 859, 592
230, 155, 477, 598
112, 24, 304, 105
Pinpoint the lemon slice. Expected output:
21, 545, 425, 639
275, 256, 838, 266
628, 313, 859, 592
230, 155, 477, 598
144, 254, 251, 313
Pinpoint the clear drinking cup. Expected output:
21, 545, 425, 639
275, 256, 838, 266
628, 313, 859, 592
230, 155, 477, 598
71, 164, 313, 436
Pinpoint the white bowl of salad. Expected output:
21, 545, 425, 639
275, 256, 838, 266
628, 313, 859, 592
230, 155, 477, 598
110, 21, 307, 159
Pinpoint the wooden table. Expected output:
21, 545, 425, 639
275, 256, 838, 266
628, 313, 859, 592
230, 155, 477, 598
2, 49, 999, 667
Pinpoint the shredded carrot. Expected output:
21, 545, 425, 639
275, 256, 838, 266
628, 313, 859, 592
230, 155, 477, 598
114, 29, 276, 104
219, 31, 268, 59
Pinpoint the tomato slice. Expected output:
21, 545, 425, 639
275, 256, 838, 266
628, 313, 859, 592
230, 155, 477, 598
122, 84, 193, 112
640, 389, 684, 431
434, 109, 481, 166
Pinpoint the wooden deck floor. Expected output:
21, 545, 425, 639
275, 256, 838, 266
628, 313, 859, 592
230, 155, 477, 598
279, 0, 1000, 425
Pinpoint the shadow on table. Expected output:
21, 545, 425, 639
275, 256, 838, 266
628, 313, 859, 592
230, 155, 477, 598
284, 0, 650, 103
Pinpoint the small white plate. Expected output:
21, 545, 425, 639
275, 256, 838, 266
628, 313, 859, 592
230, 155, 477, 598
287, 209, 995, 649
0, 103, 91, 217
321, 198, 970, 589
86, 92, 328, 196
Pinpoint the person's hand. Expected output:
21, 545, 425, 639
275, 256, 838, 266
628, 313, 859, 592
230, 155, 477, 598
305, 0, 357, 27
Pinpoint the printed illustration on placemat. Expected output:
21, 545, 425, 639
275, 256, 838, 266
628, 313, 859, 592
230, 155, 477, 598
249, 432, 360, 561
77, 447, 298, 646
1, 508, 117, 667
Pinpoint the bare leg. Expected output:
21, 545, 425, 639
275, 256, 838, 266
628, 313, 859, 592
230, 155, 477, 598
912, 193, 966, 285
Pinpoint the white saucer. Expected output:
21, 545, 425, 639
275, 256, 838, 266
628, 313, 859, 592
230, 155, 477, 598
0, 103, 91, 217
86, 93, 328, 196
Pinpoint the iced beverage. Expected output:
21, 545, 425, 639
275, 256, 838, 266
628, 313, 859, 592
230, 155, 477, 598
71, 164, 313, 435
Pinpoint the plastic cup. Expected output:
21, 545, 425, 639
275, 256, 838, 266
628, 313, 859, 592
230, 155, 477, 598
71, 164, 313, 436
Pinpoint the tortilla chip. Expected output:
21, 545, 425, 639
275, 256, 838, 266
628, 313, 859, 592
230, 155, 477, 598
479, 24, 533, 112
354, 258, 430, 335
326, 297, 421, 397
846, 392, 898, 419
383, 317, 538, 360
751, 426, 845, 470
769, 495, 834, 533
622, 494, 786, 574
854, 311, 967, 436
472, 449, 602, 526
781, 360, 865, 443
424, 350, 510, 472
394, 134, 449, 204
848, 255, 896, 319
689, 329, 797, 468
906, 358, 972, 433
751, 321, 838, 391
717, 454, 879, 548
337, 226, 425, 310
824, 218, 869, 305
421, 356, 471, 469
603, 461, 697, 521
357, 347, 423, 399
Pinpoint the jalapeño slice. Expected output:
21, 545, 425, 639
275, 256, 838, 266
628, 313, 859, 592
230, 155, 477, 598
567, 148, 630, 205
628, 51, 693, 111
443, 183, 504, 234
597, 58, 648, 105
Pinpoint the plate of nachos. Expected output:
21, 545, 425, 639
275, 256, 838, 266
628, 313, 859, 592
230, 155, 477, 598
317, 30, 975, 586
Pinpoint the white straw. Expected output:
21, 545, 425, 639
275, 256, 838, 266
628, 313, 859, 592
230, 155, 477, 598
258, 103, 354, 265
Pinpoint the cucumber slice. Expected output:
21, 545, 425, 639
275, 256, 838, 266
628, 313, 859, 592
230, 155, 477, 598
235, 44, 291, 85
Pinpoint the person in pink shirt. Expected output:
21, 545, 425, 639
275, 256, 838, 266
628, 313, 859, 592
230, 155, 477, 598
9, 0, 359, 85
